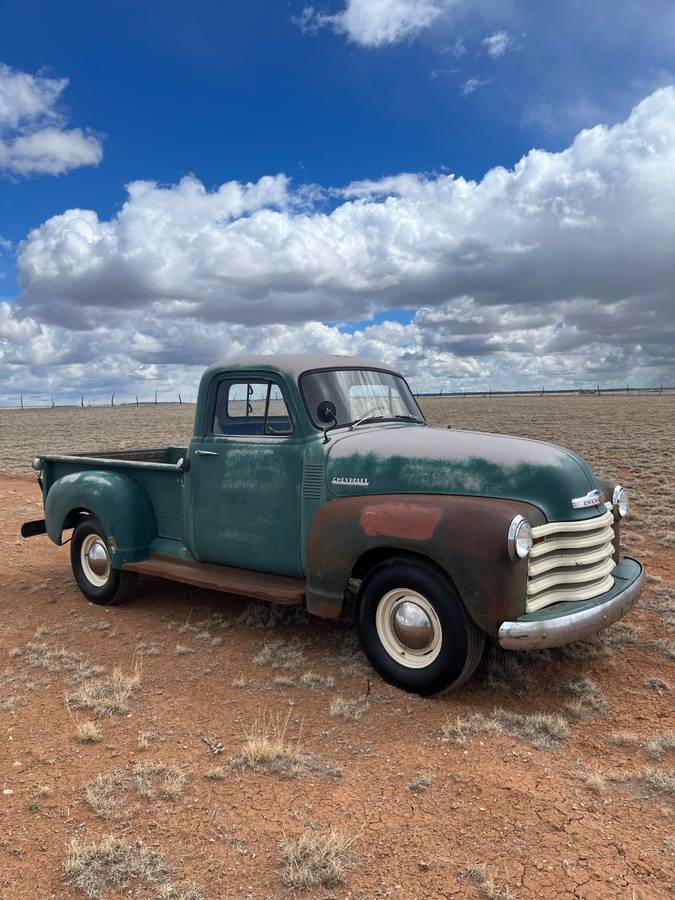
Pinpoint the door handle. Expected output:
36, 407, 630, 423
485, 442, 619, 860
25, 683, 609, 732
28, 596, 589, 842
195, 450, 219, 457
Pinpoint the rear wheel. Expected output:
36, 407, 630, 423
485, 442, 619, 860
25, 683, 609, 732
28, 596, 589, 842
70, 517, 138, 606
357, 558, 484, 695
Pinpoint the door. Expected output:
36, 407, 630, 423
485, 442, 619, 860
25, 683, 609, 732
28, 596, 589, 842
189, 376, 304, 577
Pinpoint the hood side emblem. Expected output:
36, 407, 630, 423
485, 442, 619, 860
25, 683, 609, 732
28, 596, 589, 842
570, 489, 605, 509
332, 476, 369, 487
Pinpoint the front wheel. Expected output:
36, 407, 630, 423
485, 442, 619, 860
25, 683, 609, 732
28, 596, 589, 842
70, 517, 138, 606
357, 558, 484, 695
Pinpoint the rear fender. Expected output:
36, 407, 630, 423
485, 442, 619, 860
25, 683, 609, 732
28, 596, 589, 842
306, 494, 545, 634
45, 470, 157, 566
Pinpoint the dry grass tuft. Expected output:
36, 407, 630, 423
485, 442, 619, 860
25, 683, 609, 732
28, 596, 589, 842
444, 708, 569, 752
300, 671, 336, 691
0, 696, 21, 713
646, 732, 675, 762
236, 600, 309, 630
24, 642, 104, 685
460, 862, 516, 899
136, 730, 156, 751
157, 883, 205, 900
32, 783, 52, 800
564, 676, 608, 720
75, 718, 102, 743
230, 710, 340, 780
607, 731, 640, 748
68, 664, 140, 717
133, 762, 186, 800
478, 646, 529, 695
252, 638, 306, 670
204, 766, 226, 780
280, 830, 356, 889
201, 733, 224, 756
329, 695, 369, 721
64, 834, 170, 899
654, 639, 675, 660
135, 641, 161, 656
175, 644, 193, 656
637, 769, 675, 796
84, 763, 186, 817
582, 767, 607, 795
408, 773, 431, 794
232, 675, 248, 688
644, 676, 671, 694
603, 621, 641, 650
84, 770, 128, 818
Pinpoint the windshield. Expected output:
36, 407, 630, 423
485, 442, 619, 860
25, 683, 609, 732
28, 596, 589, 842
301, 368, 425, 429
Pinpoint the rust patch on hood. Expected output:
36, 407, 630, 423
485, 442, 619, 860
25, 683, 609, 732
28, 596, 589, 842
360, 502, 441, 541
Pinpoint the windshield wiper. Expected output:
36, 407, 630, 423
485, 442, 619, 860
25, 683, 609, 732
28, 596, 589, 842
390, 414, 426, 424
349, 410, 388, 428
350, 413, 425, 428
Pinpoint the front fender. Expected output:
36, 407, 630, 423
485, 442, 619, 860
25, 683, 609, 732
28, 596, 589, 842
45, 470, 157, 566
306, 494, 546, 635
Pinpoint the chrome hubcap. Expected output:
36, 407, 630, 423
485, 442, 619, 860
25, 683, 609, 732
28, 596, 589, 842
81, 534, 111, 587
375, 588, 442, 669
392, 601, 434, 651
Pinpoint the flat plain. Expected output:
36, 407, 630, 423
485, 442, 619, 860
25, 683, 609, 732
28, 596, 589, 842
0, 394, 673, 899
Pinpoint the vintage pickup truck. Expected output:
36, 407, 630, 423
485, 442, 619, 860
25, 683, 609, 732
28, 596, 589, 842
23, 354, 644, 695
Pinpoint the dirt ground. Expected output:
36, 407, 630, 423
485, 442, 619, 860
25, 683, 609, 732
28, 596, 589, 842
0, 396, 673, 899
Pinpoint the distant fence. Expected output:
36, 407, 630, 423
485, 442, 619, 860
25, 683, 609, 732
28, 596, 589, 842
5, 392, 196, 410
2, 383, 675, 409
415, 385, 675, 399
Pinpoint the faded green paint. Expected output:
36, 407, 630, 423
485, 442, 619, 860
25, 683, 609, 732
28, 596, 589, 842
37, 354, 636, 640
324, 426, 601, 524
44, 469, 159, 565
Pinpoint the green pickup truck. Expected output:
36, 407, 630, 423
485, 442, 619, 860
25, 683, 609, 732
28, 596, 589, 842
23, 354, 644, 695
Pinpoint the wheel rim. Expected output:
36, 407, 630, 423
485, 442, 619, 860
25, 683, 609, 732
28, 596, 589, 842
80, 534, 111, 587
375, 588, 442, 669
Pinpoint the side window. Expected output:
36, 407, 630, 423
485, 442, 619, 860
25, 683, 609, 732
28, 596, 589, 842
266, 383, 293, 435
213, 380, 293, 436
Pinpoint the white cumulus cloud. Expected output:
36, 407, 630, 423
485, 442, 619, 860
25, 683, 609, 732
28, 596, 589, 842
482, 30, 511, 58
0, 63, 102, 177
3, 86, 675, 400
296, 0, 457, 47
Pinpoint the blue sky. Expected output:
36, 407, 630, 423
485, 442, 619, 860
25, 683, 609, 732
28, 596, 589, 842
1, 0, 675, 401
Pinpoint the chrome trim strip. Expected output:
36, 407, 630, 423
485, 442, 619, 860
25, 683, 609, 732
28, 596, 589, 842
38, 454, 183, 472
571, 488, 605, 509
498, 560, 644, 650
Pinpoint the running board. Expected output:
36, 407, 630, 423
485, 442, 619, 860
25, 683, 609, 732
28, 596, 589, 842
123, 554, 305, 605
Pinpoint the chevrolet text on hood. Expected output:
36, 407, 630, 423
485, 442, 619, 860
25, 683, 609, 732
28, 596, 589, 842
23, 354, 644, 696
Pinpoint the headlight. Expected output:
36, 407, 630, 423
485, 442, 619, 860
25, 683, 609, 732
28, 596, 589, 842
508, 515, 533, 559
612, 485, 629, 517
31, 457, 43, 471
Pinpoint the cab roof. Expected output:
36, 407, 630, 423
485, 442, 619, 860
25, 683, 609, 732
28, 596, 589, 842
205, 353, 399, 380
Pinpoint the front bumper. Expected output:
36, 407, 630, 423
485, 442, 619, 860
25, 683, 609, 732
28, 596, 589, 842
498, 557, 644, 650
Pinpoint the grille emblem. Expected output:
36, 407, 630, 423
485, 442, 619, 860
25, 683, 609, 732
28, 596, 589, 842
570, 489, 605, 509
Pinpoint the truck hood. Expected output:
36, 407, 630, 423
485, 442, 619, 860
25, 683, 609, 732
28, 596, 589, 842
325, 424, 600, 523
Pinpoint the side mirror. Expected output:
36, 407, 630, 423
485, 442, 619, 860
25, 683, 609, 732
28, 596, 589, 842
317, 401, 337, 424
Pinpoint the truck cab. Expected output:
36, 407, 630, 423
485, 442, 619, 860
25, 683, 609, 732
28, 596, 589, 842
25, 354, 645, 696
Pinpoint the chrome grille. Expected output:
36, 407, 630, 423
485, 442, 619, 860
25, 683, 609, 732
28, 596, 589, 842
526, 503, 616, 612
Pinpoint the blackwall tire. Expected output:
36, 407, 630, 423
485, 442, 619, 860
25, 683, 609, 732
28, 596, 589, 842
357, 558, 484, 695
70, 517, 138, 606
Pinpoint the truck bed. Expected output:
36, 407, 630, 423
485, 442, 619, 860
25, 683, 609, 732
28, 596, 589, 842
40, 447, 188, 545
